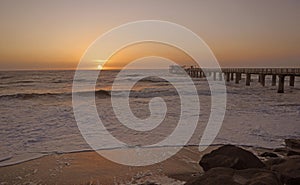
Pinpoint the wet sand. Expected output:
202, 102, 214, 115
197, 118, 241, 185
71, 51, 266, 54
0, 146, 223, 185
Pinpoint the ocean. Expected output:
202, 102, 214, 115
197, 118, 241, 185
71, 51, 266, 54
0, 70, 299, 167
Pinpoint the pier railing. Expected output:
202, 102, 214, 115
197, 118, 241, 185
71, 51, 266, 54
170, 66, 300, 93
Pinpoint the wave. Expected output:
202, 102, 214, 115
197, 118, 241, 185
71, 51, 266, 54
76, 89, 111, 98
138, 77, 168, 83
0, 80, 37, 85
0, 89, 112, 100
0, 76, 14, 80
0, 86, 194, 100
0, 92, 68, 100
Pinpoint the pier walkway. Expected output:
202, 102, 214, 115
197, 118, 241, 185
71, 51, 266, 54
169, 66, 300, 93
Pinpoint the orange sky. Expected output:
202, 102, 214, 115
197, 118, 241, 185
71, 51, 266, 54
0, 0, 299, 70
102, 42, 196, 70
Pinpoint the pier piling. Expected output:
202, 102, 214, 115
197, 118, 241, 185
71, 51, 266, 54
290, 75, 295, 87
272, 75, 276, 86
278, 75, 285, 93
246, 73, 251, 86
260, 74, 266, 86
213, 72, 216, 81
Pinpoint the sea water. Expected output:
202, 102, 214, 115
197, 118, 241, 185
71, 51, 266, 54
0, 70, 299, 166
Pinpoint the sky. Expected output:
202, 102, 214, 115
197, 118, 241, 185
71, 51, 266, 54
0, 0, 299, 70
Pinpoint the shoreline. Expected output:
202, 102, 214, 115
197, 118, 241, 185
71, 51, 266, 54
0, 145, 278, 185
0, 143, 282, 168
0, 145, 215, 184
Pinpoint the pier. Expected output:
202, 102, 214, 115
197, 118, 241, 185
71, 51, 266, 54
174, 66, 300, 93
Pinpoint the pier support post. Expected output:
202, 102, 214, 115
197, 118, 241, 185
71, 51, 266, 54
290, 75, 295, 87
235, 73, 241, 84
246, 73, 251, 86
230, 73, 234, 81
219, 72, 223, 81
226, 72, 230, 82
260, 74, 265, 86
238, 73, 242, 81
258, 74, 261, 83
213, 72, 216, 81
272, 75, 276, 86
278, 75, 285, 93
235, 73, 239, 84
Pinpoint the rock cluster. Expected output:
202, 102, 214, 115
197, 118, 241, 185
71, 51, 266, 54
185, 139, 300, 185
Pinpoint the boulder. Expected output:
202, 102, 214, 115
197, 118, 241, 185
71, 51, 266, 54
285, 139, 300, 150
185, 167, 282, 185
287, 149, 300, 156
185, 167, 239, 185
271, 156, 300, 185
264, 158, 286, 168
260, 152, 278, 158
285, 139, 300, 156
199, 145, 265, 171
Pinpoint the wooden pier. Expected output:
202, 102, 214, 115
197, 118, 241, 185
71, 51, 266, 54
180, 67, 300, 93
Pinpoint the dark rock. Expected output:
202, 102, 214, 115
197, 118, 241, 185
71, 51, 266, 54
271, 156, 300, 185
264, 158, 286, 168
273, 148, 286, 153
238, 168, 282, 185
273, 148, 288, 156
199, 145, 265, 171
285, 139, 300, 156
287, 149, 300, 156
185, 167, 239, 185
138, 182, 158, 185
285, 139, 300, 150
260, 152, 278, 158
185, 167, 282, 185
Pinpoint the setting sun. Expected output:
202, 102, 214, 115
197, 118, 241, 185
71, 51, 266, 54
97, 64, 103, 70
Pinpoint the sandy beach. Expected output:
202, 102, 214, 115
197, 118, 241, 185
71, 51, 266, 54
0, 146, 218, 185
2, 143, 297, 185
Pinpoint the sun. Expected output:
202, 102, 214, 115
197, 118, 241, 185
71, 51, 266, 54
97, 64, 103, 70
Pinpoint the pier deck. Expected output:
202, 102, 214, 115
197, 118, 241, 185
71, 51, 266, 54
173, 66, 300, 93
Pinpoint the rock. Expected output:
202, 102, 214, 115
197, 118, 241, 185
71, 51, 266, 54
185, 167, 282, 185
238, 168, 282, 185
287, 149, 300, 156
271, 156, 300, 185
285, 139, 300, 156
273, 148, 287, 153
264, 158, 286, 168
285, 139, 300, 150
138, 182, 158, 185
199, 145, 265, 171
185, 167, 239, 185
260, 152, 278, 158
273, 148, 288, 156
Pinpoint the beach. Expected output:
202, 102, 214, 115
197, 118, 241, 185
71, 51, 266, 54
1, 143, 298, 185
0, 146, 214, 185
